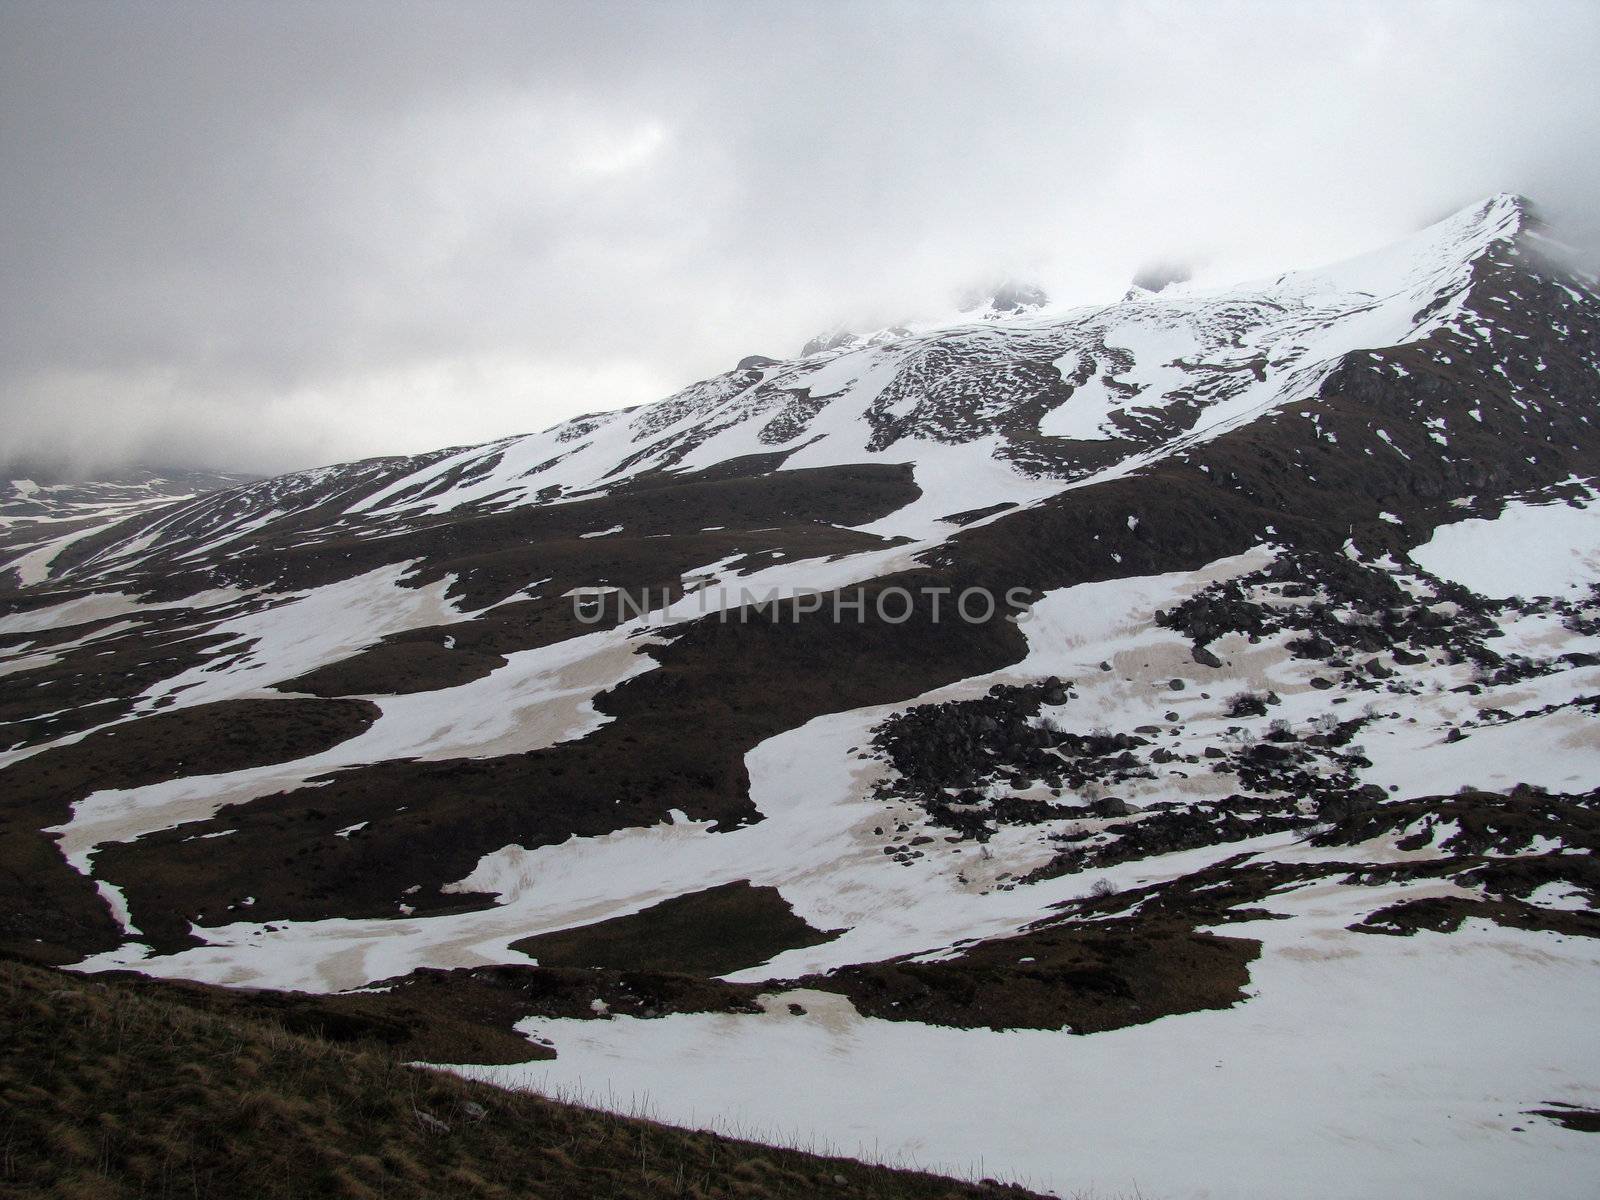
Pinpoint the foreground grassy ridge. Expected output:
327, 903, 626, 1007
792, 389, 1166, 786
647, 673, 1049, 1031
0, 960, 1042, 1200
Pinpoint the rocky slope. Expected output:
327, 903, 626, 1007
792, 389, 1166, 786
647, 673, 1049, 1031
2, 194, 1599, 1198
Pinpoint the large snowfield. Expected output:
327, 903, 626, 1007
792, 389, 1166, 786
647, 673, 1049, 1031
458, 909, 1600, 1200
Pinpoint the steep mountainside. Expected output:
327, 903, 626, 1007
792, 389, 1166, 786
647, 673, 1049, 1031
3, 194, 1599, 1198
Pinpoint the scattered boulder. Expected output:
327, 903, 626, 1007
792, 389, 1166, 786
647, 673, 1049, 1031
413, 1109, 451, 1135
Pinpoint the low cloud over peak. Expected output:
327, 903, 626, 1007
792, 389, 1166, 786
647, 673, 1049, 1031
3, 0, 1598, 475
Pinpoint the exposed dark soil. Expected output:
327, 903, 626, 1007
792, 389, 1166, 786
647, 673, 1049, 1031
2, 698, 381, 812
510, 880, 840, 976
366, 962, 767, 1028
0, 697, 378, 963
1527, 1104, 1600, 1133
280, 636, 510, 697
1355, 895, 1600, 940
810, 920, 1258, 1034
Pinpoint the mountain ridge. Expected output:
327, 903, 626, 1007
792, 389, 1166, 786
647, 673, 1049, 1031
4, 193, 1549, 591
2, 191, 1599, 1199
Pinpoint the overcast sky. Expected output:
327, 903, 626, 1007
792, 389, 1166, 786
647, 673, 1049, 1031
3, 0, 1598, 476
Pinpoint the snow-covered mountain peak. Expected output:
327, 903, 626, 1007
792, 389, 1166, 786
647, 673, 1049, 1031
5, 193, 1582, 586
957, 278, 1050, 316
323, 194, 1546, 520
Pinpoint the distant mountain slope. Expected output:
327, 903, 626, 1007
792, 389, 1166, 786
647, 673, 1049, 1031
2, 194, 1599, 1198
0, 466, 256, 587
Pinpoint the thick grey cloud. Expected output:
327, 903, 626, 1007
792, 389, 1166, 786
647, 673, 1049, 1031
3, 0, 1598, 475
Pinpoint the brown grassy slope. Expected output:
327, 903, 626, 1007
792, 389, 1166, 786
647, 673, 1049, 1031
0, 960, 1044, 1200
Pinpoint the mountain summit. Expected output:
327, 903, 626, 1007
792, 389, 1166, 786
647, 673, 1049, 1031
13, 193, 1538, 557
